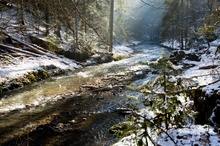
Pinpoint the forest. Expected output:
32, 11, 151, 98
0, 0, 220, 146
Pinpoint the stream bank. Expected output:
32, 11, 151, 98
112, 40, 220, 146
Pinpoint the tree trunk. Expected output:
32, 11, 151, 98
45, 0, 50, 36
180, 0, 184, 50
163, 61, 168, 130
19, 0, 25, 25
108, 0, 114, 52
75, 8, 78, 48
73, 0, 78, 48
185, 0, 189, 47
83, 0, 87, 34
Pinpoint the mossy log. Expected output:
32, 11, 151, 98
29, 35, 61, 53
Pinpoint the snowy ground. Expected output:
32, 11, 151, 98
161, 39, 220, 96
182, 41, 220, 96
113, 40, 140, 58
0, 55, 80, 84
114, 125, 220, 146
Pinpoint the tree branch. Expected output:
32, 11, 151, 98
140, 0, 166, 10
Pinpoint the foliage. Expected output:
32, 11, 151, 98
109, 121, 136, 139
161, 0, 219, 49
197, 6, 220, 43
161, 0, 188, 47
44, 36, 61, 53
142, 56, 190, 129
114, 0, 131, 43
116, 55, 196, 145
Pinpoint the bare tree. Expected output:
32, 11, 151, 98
19, 0, 25, 25
109, 0, 114, 52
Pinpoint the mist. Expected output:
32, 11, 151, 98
114, 0, 165, 42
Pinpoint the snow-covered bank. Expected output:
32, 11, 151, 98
113, 40, 141, 58
0, 55, 79, 84
168, 39, 220, 96
161, 38, 220, 96
0, 53, 81, 92
157, 125, 219, 146
114, 125, 220, 146
113, 39, 220, 146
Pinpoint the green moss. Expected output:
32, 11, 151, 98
126, 85, 136, 91
33, 72, 39, 80
38, 70, 50, 79
44, 36, 62, 53
140, 62, 149, 65
11, 79, 24, 88
109, 121, 135, 139
29, 35, 62, 53
113, 55, 126, 61
27, 73, 37, 82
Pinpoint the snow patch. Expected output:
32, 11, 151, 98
161, 40, 181, 49
113, 45, 134, 56
157, 125, 218, 146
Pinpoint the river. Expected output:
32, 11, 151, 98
0, 42, 169, 146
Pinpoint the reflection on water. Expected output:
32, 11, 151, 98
0, 75, 94, 113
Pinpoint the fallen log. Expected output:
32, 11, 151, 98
2, 32, 82, 66
0, 43, 41, 57
81, 84, 126, 92
199, 65, 219, 70
9, 53, 31, 57
115, 108, 133, 115
32, 44, 51, 53
81, 85, 99, 90
3, 32, 46, 56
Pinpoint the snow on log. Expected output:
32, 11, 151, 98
32, 44, 51, 53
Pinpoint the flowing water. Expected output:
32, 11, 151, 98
0, 43, 169, 146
